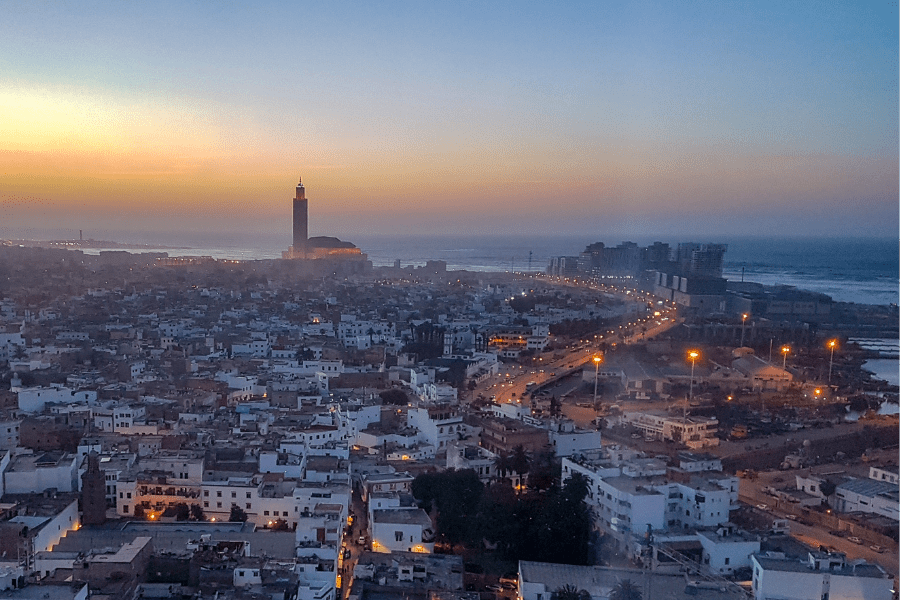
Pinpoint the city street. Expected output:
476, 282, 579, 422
472, 287, 679, 406
739, 472, 898, 577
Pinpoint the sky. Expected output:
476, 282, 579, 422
0, 0, 897, 244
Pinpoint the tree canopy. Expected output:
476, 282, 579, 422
412, 468, 592, 565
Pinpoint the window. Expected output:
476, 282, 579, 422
264, 511, 270, 516
126, 492, 131, 499
246, 492, 252, 498
217, 491, 222, 497
395, 531, 403, 542
123, 505, 129, 513
246, 504, 252, 509
282, 511, 288, 516
204, 490, 209, 497
231, 492, 236, 498
204, 502, 209, 508
724, 558, 730, 565
217, 502, 222, 508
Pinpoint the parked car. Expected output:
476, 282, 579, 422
756, 503, 768, 510
847, 536, 862, 545
869, 545, 884, 553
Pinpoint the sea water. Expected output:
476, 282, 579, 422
74, 234, 900, 307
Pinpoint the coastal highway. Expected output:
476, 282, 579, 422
473, 285, 680, 405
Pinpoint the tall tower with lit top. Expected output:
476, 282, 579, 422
292, 177, 308, 256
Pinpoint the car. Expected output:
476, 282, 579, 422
631, 433, 641, 439
870, 545, 884, 553
357, 535, 366, 545
756, 504, 768, 510
847, 537, 862, 545
785, 514, 798, 521
486, 585, 503, 593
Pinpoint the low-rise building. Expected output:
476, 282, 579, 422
751, 551, 893, 600
831, 477, 899, 521
370, 508, 434, 554
620, 412, 719, 449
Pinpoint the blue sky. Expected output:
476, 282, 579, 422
0, 0, 896, 241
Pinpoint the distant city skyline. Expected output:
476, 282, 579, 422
0, 1, 897, 239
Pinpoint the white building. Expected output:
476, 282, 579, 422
548, 420, 603, 457
696, 525, 760, 575
620, 412, 719, 449
562, 456, 738, 539
446, 442, 498, 482
16, 386, 97, 413
751, 551, 893, 600
407, 405, 464, 451
371, 508, 434, 554
831, 478, 899, 521
5, 452, 79, 494
868, 465, 898, 485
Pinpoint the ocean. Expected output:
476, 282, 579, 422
77, 234, 898, 307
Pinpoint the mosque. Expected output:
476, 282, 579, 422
282, 178, 368, 264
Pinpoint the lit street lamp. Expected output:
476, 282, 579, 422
828, 340, 837, 384
781, 346, 790, 371
593, 355, 603, 409
687, 350, 699, 422
740, 313, 749, 347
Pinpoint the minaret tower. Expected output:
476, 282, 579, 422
292, 177, 308, 256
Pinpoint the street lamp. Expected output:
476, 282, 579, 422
740, 313, 749, 347
781, 346, 790, 371
687, 350, 699, 422
593, 355, 603, 409
828, 340, 837, 384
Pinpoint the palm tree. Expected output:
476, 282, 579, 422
608, 579, 642, 600
552, 584, 590, 600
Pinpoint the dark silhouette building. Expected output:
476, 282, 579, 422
81, 452, 107, 525
282, 178, 369, 271
292, 178, 308, 255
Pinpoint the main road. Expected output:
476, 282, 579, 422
473, 277, 681, 405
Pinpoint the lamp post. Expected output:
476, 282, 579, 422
687, 350, 699, 423
593, 355, 603, 409
740, 313, 749, 347
781, 346, 790, 371
828, 340, 837, 384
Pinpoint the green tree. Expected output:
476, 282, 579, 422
229, 505, 248, 522
551, 585, 590, 600
511, 445, 531, 475
133, 505, 146, 520
174, 503, 190, 521
411, 469, 484, 546
819, 479, 837, 500
379, 388, 409, 406
609, 579, 642, 600
190, 504, 205, 521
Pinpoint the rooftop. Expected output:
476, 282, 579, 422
373, 508, 432, 526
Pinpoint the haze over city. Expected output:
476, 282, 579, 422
1, 1, 897, 241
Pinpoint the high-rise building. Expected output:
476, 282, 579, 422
676, 243, 727, 278
292, 177, 308, 255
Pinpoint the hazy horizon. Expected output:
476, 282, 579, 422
1, 1, 897, 238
